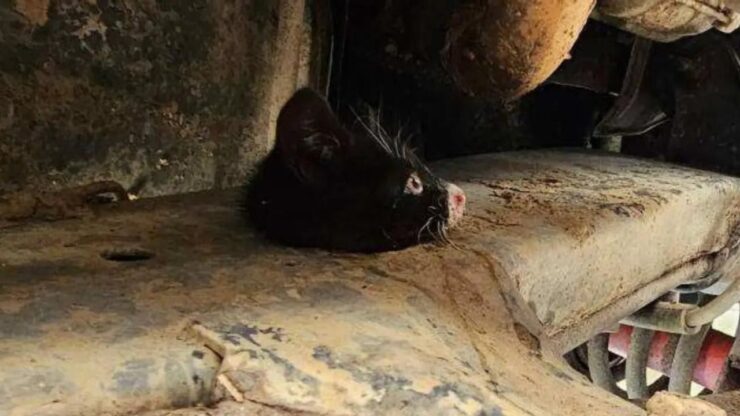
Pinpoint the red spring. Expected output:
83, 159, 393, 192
609, 324, 733, 390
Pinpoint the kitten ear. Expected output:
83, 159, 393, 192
275, 88, 351, 184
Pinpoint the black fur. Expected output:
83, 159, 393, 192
242, 88, 456, 252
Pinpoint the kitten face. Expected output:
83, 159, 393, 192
244, 88, 465, 252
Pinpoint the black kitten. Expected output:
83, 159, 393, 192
243, 88, 465, 252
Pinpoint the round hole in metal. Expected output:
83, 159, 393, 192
101, 248, 154, 262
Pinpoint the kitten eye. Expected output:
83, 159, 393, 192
404, 172, 424, 195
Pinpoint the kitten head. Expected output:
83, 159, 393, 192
244, 88, 465, 252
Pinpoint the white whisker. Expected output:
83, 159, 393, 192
439, 222, 460, 250
352, 105, 420, 163
417, 216, 434, 243
433, 222, 445, 245
351, 107, 393, 155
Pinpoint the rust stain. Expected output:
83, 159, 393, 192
14, 0, 50, 26
513, 322, 541, 354
443, 0, 596, 100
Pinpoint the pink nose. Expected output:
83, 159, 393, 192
445, 183, 466, 227
453, 192, 465, 208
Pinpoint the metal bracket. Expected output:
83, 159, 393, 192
593, 37, 669, 138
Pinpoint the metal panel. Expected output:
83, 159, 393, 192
433, 150, 740, 351
4, 149, 740, 415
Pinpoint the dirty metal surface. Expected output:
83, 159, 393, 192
434, 151, 740, 352
703, 389, 740, 414
0, 0, 312, 197
593, 0, 740, 42
646, 391, 727, 416
443, 0, 595, 100
3, 150, 740, 415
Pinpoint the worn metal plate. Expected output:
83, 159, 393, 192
434, 150, 740, 351
2, 149, 739, 415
